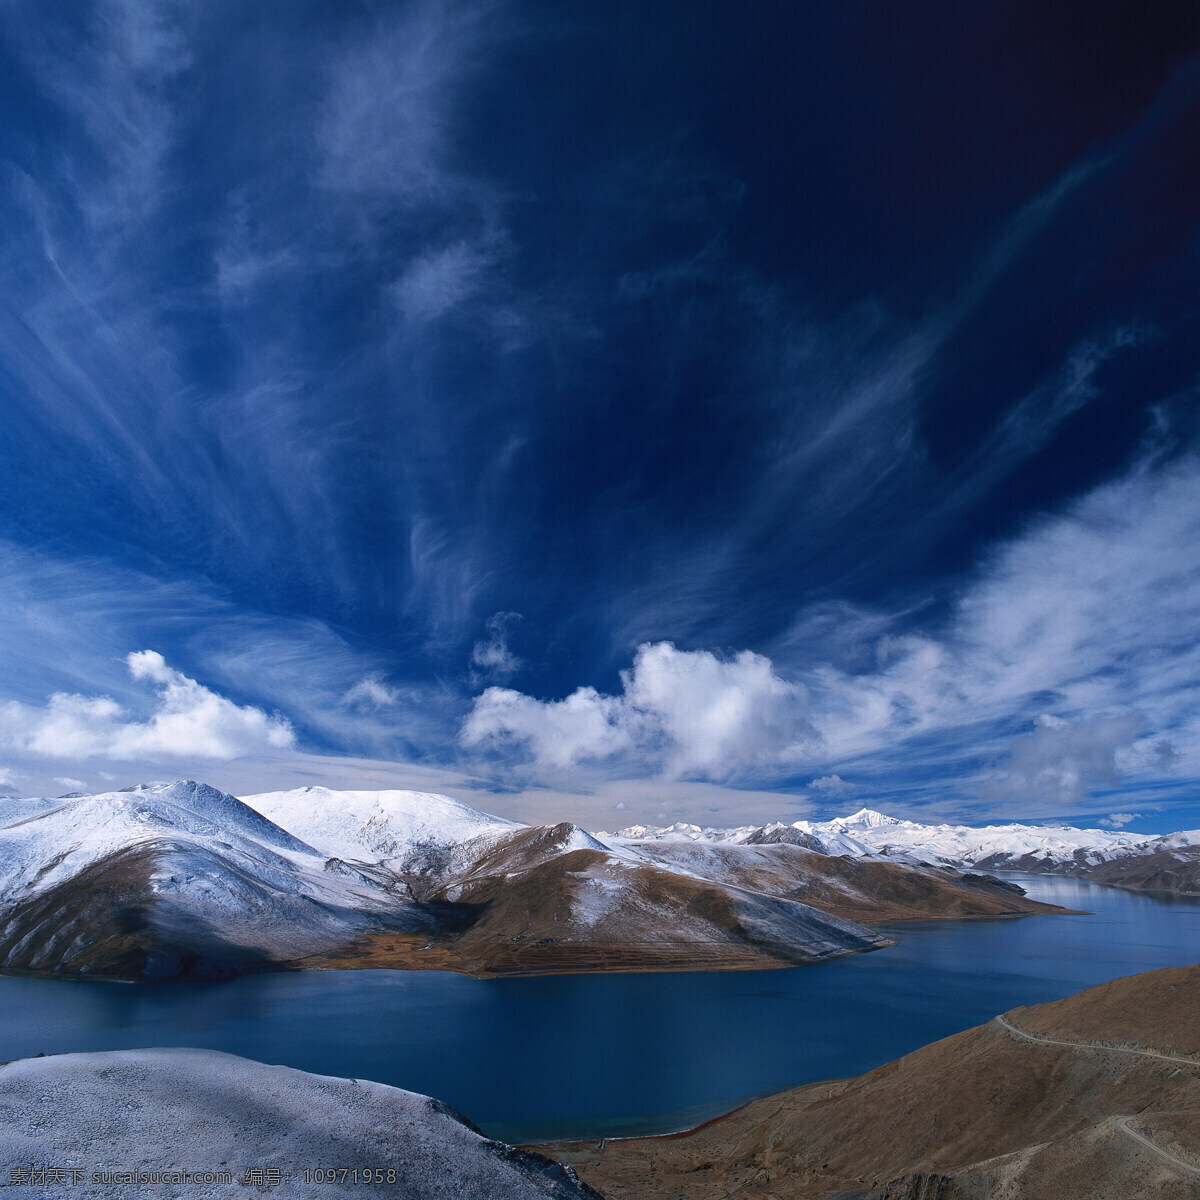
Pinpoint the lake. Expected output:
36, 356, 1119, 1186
1, 875, 1197, 1142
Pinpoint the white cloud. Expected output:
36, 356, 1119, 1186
1100, 811, 1143, 829
471, 611, 523, 680
784, 453, 1200, 805
54, 776, 87, 791
623, 642, 816, 778
462, 641, 817, 781
0, 650, 294, 761
462, 684, 634, 770
462, 453, 1200, 813
316, 0, 498, 202
342, 676, 401, 709
0, 766, 15, 789
809, 773, 853, 794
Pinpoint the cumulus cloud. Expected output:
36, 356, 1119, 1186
54, 776, 87, 791
0, 651, 294, 761
462, 684, 634, 770
462, 641, 817, 781
623, 642, 816, 778
809, 773, 853, 794
460, 454, 1200, 813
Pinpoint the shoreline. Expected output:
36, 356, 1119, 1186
0, 900, 1083, 985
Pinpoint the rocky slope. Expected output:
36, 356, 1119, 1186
539, 963, 1200, 1199
0, 782, 1063, 982
0, 1048, 602, 1200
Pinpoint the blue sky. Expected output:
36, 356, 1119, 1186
1, 0, 1199, 834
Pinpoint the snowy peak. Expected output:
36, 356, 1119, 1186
0, 780, 325, 905
116, 781, 319, 855
835, 808, 903, 830
604, 806, 1185, 883
600, 805, 1200, 896
540, 821, 611, 854
1151, 829, 1200, 851
0, 780, 441, 980
0, 779, 1073, 981
242, 786, 522, 866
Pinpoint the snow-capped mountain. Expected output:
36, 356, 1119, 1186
243, 786, 520, 871
601, 818, 875, 857
236, 794, 1056, 977
609, 807, 1200, 894
0, 781, 432, 980
0, 782, 1066, 983
799, 808, 1150, 867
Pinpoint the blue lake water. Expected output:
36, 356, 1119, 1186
1, 875, 1197, 1142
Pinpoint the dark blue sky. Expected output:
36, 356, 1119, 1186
1, 0, 1199, 832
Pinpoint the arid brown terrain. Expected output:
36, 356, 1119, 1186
538, 964, 1200, 1199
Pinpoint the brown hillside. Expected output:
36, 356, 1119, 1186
538, 964, 1200, 1199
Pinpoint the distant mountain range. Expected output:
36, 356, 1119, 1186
0, 782, 1060, 983
608, 808, 1200, 895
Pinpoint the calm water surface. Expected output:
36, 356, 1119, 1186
1, 875, 1197, 1141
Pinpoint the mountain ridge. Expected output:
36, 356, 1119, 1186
607, 807, 1200, 895
0, 781, 1069, 982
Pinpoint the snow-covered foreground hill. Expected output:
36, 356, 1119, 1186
0, 782, 1066, 982
608, 808, 1200, 894
0, 1048, 600, 1200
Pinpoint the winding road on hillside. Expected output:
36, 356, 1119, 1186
994, 1013, 1200, 1177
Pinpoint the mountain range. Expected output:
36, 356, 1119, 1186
609, 807, 1200, 895
0, 782, 1059, 982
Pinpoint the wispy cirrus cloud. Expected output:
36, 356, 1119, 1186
0, 3, 1195, 832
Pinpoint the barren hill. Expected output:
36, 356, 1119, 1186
539, 963, 1200, 1199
